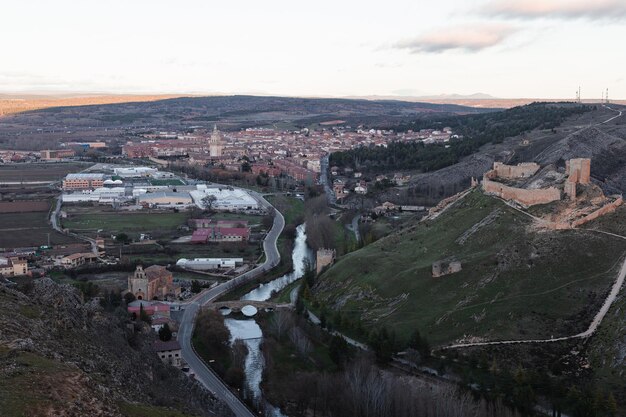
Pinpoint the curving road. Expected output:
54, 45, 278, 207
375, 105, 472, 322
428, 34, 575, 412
177, 194, 285, 417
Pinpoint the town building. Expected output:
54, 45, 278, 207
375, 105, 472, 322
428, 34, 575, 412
154, 340, 182, 367
127, 265, 181, 300
62, 173, 106, 190
127, 300, 170, 318
190, 226, 250, 243
40, 149, 75, 160
176, 258, 244, 271
0, 256, 29, 277
137, 191, 193, 208
59, 252, 98, 269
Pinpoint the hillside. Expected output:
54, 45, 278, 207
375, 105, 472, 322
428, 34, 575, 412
0, 94, 183, 116
0, 279, 230, 417
0, 95, 495, 151
312, 190, 626, 346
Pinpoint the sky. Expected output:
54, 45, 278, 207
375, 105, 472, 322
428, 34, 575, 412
1, 0, 625, 99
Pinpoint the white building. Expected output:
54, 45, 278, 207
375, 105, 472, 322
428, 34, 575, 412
113, 167, 158, 178
176, 258, 244, 271
189, 187, 259, 211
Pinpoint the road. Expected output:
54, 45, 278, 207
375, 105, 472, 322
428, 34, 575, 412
177, 194, 284, 417
534, 104, 623, 162
50, 197, 99, 253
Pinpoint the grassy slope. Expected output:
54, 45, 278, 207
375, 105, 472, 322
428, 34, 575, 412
314, 190, 626, 346
583, 207, 626, 407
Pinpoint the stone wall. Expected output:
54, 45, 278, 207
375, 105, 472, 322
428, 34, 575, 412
493, 162, 540, 179
432, 260, 462, 277
565, 158, 591, 199
482, 177, 561, 207
571, 197, 623, 227
566, 158, 591, 184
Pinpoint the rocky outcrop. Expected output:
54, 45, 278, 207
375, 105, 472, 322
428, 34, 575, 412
0, 279, 231, 417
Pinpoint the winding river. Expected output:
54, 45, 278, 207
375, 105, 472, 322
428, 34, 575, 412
225, 223, 313, 416
241, 223, 313, 301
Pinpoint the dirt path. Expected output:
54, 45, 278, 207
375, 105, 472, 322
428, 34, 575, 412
441, 253, 626, 350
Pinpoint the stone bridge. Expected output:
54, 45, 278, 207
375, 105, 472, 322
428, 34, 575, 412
210, 300, 292, 312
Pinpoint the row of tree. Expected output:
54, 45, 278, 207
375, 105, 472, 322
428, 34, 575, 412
330, 103, 592, 174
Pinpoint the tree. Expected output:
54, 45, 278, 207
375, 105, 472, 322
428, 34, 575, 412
124, 291, 136, 305
329, 335, 352, 367
139, 303, 151, 324
158, 323, 172, 341
115, 233, 130, 244
201, 195, 217, 211
191, 280, 202, 294
408, 329, 430, 360
269, 310, 293, 341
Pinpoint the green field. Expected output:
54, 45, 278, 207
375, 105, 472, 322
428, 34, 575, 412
210, 212, 263, 226
266, 195, 304, 226
148, 178, 186, 186
314, 190, 626, 346
62, 210, 189, 237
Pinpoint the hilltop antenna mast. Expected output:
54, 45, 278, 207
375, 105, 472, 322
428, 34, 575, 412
606, 88, 609, 104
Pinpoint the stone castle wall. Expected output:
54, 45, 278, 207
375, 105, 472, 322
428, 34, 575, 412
493, 162, 540, 179
566, 158, 591, 184
571, 197, 623, 227
482, 177, 561, 207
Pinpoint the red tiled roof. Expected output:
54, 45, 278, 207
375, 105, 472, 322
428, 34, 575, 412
153, 340, 181, 352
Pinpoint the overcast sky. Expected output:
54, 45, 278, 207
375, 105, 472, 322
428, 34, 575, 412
1, 0, 625, 98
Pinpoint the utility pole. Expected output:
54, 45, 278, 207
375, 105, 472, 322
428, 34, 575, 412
606, 88, 609, 104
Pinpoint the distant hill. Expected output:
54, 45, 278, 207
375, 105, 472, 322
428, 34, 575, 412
0, 94, 185, 116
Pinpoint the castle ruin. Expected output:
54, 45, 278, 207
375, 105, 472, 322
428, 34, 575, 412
432, 259, 462, 278
481, 158, 622, 229
316, 248, 336, 275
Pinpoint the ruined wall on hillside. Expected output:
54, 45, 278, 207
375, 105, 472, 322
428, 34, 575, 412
482, 177, 561, 207
493, 162, 540, 179
571, 197, 623, 227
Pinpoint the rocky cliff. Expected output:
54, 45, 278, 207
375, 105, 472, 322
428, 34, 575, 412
0, 278, 231, 417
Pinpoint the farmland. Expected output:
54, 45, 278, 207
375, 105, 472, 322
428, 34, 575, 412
0, 162, 90, 182
0, 210, 79, 248
61, 207, 189, 239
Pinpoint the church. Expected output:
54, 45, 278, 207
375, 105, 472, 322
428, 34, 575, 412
127, 265, 181, 300
209, 124, 224, 158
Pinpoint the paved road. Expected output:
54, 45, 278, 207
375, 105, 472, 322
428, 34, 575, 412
177, 195, 285, 417
50, 197, 99, 253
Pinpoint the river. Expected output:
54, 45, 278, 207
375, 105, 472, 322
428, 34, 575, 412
241, 223, 313, 301
225, 223, 312, 416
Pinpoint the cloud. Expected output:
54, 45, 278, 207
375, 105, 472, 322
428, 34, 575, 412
394, 24, 516, 53
482, 0, 626, 20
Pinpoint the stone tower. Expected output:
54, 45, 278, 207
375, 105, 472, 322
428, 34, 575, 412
209, 125, 224, 158
128, 265, 148, 300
